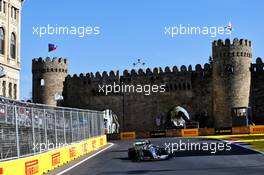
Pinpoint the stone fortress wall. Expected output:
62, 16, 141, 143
32, 38, 264, 131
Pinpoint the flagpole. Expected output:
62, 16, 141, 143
229, 21, 232, 41
225, 21, 232, 41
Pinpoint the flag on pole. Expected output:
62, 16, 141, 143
48, 43, 57, 52
225, 21, 233, 32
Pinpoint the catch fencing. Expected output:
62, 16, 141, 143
0, 97, 104, 161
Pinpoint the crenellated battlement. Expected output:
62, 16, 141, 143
65, 63, 212, 81
67, 70, 120, 80
212, 38, 252, 59
212, 38, 252, 47
32, 57, 68, 73
63, 62, 213, 91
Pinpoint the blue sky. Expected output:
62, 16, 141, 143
20, 0, 264, 100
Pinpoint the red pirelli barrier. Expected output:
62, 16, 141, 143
250, 125, 264, 134
51, 152, 60, 167
25, 160, 39, 175
181, 129, 199, 137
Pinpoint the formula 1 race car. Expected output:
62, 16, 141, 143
128, 140, 171, 161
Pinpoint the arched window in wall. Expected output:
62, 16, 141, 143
10, 32, 16, 59
0, 28, 4, 55
40, 79, 45, 86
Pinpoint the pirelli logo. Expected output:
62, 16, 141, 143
253, 128, 264, 132
100, 138, 104, 146
0, 168, 3, 175
69, 147, 76, 159
92, 140, 97, 149
150, 131, 166, 138
250, 125, 264, 134
52, 152, 60, 166
25, 160, 39, 175
120, 132, 136, 140
83, 143, 88, 153
181, 129, 199, 137
215, 127, 232, 135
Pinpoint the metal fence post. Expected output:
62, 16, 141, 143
63, 110, 66, 144
94, 112, 96, 137
31, 107, 36, 154
96, 112, 99, 136
99, 112, 101, 136
5, 103, 7, 123
14, 105, 20, 158
54, 110, 58, 147
87, 112, 90, 138
44, 109, 47, 152
95, 112, 98, 137
100, 112, 102, 136
77, 111, 80, 141
76, 112, 79, 141
101, 112, 104, 136
70, 111, 73, 142
83, 112, 85, 139
91, 112, 94, 137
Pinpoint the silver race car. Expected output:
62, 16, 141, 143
128, 140, 171, 161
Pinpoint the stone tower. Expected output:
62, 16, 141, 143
32, 57, 68, 106
212, 38, 252, 128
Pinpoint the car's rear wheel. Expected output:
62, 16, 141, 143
128, 148, 136, 160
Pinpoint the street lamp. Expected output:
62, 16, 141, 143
122, 91, 125, 132
133, 59, 146, 67
54, 92, 63, 106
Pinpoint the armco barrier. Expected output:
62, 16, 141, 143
0, 135, 107, 175
232, 126, 250, 134
120, 132, 136, 140
215, 127, 232, 135
106, 125, 264, 141
107, 133, 120, 140
149, 131, 166, 138
250, 125, 264, 134
166, 129, 181, 137
198, 128, 215, 136
181, 129, 199, 137
136, 131, 150, 139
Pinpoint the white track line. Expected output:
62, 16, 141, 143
57, 143, 114, 175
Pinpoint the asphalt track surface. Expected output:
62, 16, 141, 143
55, 137, 264, 175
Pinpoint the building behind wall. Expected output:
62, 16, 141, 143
0, 0, 22, 100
